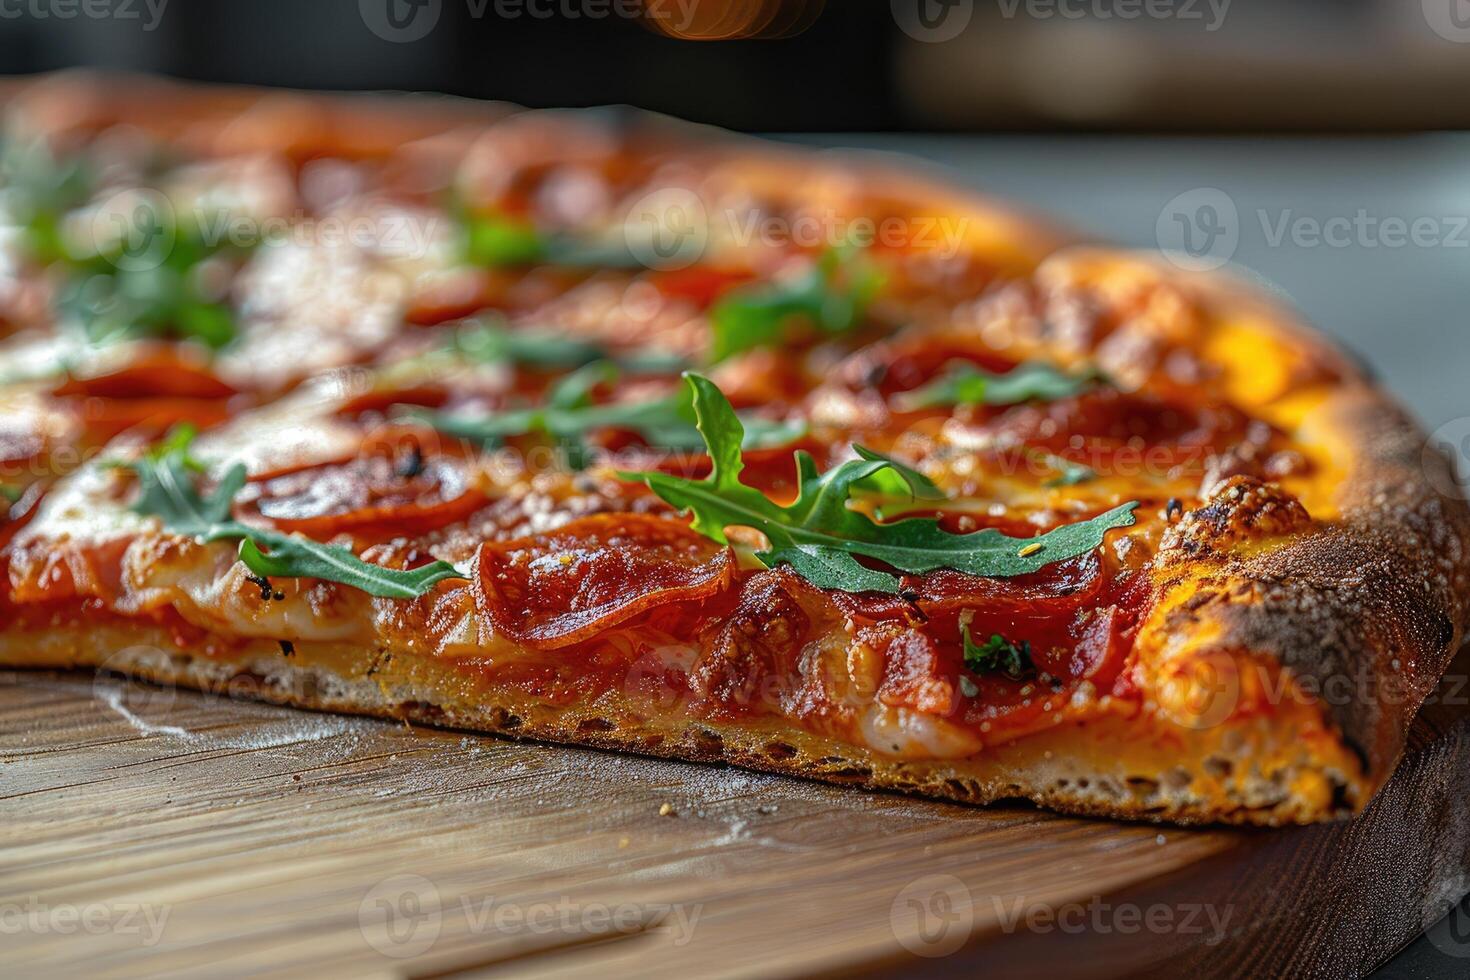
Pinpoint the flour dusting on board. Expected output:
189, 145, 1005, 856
69, 672, 984, 842
97, 687, 201, 741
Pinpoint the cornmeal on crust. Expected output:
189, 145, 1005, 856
1, 73, 1466, 825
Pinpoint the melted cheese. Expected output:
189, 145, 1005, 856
220, 236, 407, 387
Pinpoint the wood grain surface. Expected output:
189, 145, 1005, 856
3, 649, 1468, 979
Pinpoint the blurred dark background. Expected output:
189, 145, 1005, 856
5, 0, 1470, 132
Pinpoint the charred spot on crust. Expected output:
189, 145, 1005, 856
763, 740, 798, 760
1435, 613, 1456, 652
1159, 476, 1312, 562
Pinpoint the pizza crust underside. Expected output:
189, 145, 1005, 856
0, 623, 1368, 826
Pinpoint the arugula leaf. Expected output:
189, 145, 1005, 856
1040, 453, 1097, 488
56, 266, 238, 350
2, 139, 94, 264
619, 373, 1137, 594
128, 429, 463, 599
235, 538, 460, 599
962, 626, 1034, 680
894, 361, 1097, 412
850, 445, 947, 501
414, 369, 805, 458
452, 319, 609, 370
145, 422, 207, 470
462, 211, 547, 266
708, 247, 884, 362
49, 192, 246, 350
545, 359, 619, 410
459, 209, 648, 270
444, 319, 687, 375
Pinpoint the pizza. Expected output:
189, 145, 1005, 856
1, 73, 1466, 826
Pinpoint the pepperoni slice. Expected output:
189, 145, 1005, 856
74, 396, 234, 444
876, 628, 959, 717
475, 513, 735, 650
650, 267, 752, 308
53, 354, 237, 400
404, 269, 507, 326
237, 441, 485, 540
335, 385, 449, 419
982, 388, 1250, 456
52, 350, 240, 444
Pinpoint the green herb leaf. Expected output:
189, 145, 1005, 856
235, 538, 462, 600
459, 210, 648, 270
2, 139, 94, 264
128, 428, 463, 599
145, 422, 207, 470
52, 204, 242, 350
445, 319, 687, 375
451, 319, 608, 370
962, 626, 1034, 680
1039, 452, 1097, 488
461, 212, 547, 266
544, 359, 620, 410
849, 445, 947, 501
413, 371, 805, 458
0, 483, 22, 505
708, 247, 884, 362
894, 361, 1096, 412
618, 373, 1137, 594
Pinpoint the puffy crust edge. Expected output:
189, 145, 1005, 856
1136, 262, 1470, 792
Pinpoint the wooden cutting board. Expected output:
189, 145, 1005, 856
3, 648, 1469, 979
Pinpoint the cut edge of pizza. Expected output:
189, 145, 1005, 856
0, 73, 1467, 827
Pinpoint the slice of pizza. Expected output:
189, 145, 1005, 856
1, 74, 1466, 826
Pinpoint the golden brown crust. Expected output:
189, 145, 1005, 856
1134, 263, 1470, 791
